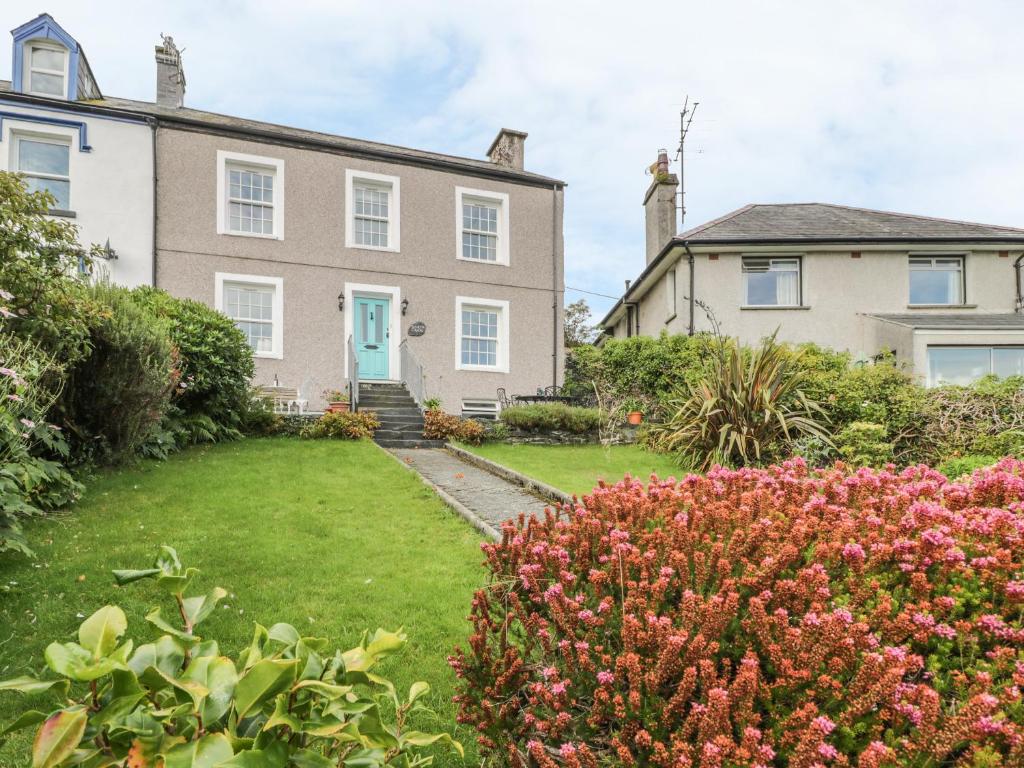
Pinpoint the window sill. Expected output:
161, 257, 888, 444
345, 242, 400, 254
48, 209, 77, 219
456, 255, 509, 267
907, 304, 977, 309
221, 230, 282, 241
254, 350, 284, 360
456, 364, 509, 374
740, 305, 811, 311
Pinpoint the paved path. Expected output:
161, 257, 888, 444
390, 448, 554, 536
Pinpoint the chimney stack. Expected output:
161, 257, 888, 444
643, 149, 678, 265
155, 34, 186, 108
487, 128, 528, 171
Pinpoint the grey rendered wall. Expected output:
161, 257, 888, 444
154, 128, 563, 411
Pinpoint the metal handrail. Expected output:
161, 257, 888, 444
346, 334, 360, 411
399, 339, 425, 407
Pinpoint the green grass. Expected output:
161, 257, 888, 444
460, 442, 684, 497
0, 439, 484, 767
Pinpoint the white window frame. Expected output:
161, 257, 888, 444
23, 40, 69, 98
666, 268, 677, 320
462, 400, 500, 420
345, 169, 400, 253
455, 296, 510, 372
11, 132, 72, 211
742, 256, 802, 308
455, 187, 510, 266
927, 345, 1024, 387
214, 273, 284, 359
908, 254, 965, 306
216, 150, 284, 240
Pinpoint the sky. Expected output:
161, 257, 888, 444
4, 1, 1023, 319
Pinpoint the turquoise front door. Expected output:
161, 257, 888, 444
354, 296, 390, 380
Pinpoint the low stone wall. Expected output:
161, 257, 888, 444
487, 424, 639, 445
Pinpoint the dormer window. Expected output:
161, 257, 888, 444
25, 42, 68, 97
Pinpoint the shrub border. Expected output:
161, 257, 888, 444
445, 443, 573, 506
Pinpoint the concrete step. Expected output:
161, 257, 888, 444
360, 383, 409, 393
374, 438, 446, 449
374, 427, 428, 440
360, 397, 418, 407
369, 408, 423, 419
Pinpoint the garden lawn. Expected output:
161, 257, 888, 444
461, 443, 683, 497
0, 439, 485, 767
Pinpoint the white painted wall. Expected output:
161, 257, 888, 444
0, 101, 153, 287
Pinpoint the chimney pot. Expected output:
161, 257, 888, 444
643, 150, 678, 265
155, 34, 186, 108
487, 128, 528, 170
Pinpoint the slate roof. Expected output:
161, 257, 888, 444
0, 80, 564, 187
864, 313, 1024, 330
678, 203, 1024, 243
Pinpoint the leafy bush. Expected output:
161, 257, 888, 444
422, 409, 484, 445
452, 458, 1024, 766
937, 453, 998, 479
646, 333, 831, 469
133, 288, 255, 444
0, 546, 462, 767
833, 420, 893, 467
500, 403, 600, 434
238, 388, 283, 436
59, 283, 177, 465
300, 410, 380, 440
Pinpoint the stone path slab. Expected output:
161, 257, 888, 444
389, 447, 554, 537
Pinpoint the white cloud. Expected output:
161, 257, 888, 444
4, 1, 1022, 318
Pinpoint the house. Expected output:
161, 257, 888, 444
0, 14, 154, 286
599, 151, 1024, 386
2, 15, 566, 415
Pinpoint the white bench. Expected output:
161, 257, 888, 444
258, 386, 308, 414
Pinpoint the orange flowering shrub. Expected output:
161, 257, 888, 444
450, 458, 1024, 767
423, 408, 485, 445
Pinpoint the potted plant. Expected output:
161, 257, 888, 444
622, 398, 644, 426
324, 388, 350, 413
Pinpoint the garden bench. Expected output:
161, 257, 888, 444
258, 385, 308, 414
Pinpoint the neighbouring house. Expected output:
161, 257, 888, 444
599, 151, 1024, 386
2, 15, 566, 414
0, 14, 154, 286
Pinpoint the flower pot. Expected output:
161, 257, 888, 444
627, 411, 643, 426
326, 401, 350, 413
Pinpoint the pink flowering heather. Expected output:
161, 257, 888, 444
451, 458, 1024, 767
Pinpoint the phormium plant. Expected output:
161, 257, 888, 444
0, 546, 461, 767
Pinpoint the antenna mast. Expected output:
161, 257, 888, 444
674, 96, 699, 230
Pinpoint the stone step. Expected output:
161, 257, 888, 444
374, 427, 427, 439
374, 438, 446, 449
360, 383, 408, 393
368, 408, 422, 419
360, 397, 418, 407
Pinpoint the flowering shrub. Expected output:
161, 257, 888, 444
423, 409, 485, 445
451, 458, 1024, 767
300, 410, 380, 439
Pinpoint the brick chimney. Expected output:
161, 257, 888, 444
155, 34, 186, 108
487, 128, 528, 171
643, 149, 678, 265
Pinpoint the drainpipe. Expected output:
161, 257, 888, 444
551, 183, 560, 388
149, 118, 158, 287
683, 241, 696, 335
1015, 253, 1024, 313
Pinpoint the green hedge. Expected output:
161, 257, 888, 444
500, 403, 600, 434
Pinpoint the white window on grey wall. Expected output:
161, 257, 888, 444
25, 42, 67, 97
742, 257, 801, 307
215, 273, 284, 359
227, 166, 275, 235
927, 346, 1024, 386
455, 296, 509, 371
15, 135, 70, 209
345, 170, 400, 252
909, 256, 964, 305
456, 187, 509, 265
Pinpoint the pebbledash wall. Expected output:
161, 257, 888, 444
154, 127, 564, 412
0, 100, 154, 287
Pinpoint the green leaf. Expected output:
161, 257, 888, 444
129, 636, 186, 677
91, 669, 146, 727
181, 655, 237, 725
44, 642, 123, 682
111, 568, 161, 586
401, 731, 464, 757
32, 708, 88, 768
161, 732, 234, 768
289, 749, 334, 768
407, 681, 429, 706
266, 624, 300, 646
291, 680, 352, 700
78, 606, 127, 659
261, 696, 301, 733
233, 659, 299, 719
0, 677, 70, 696
2, 710, 47, 736
216, 739, 287, 768
181, 587, 228, 629
145, 608, 198, 643
341, 629, 405, 674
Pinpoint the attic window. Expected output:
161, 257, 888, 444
25, 42, 68, 98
